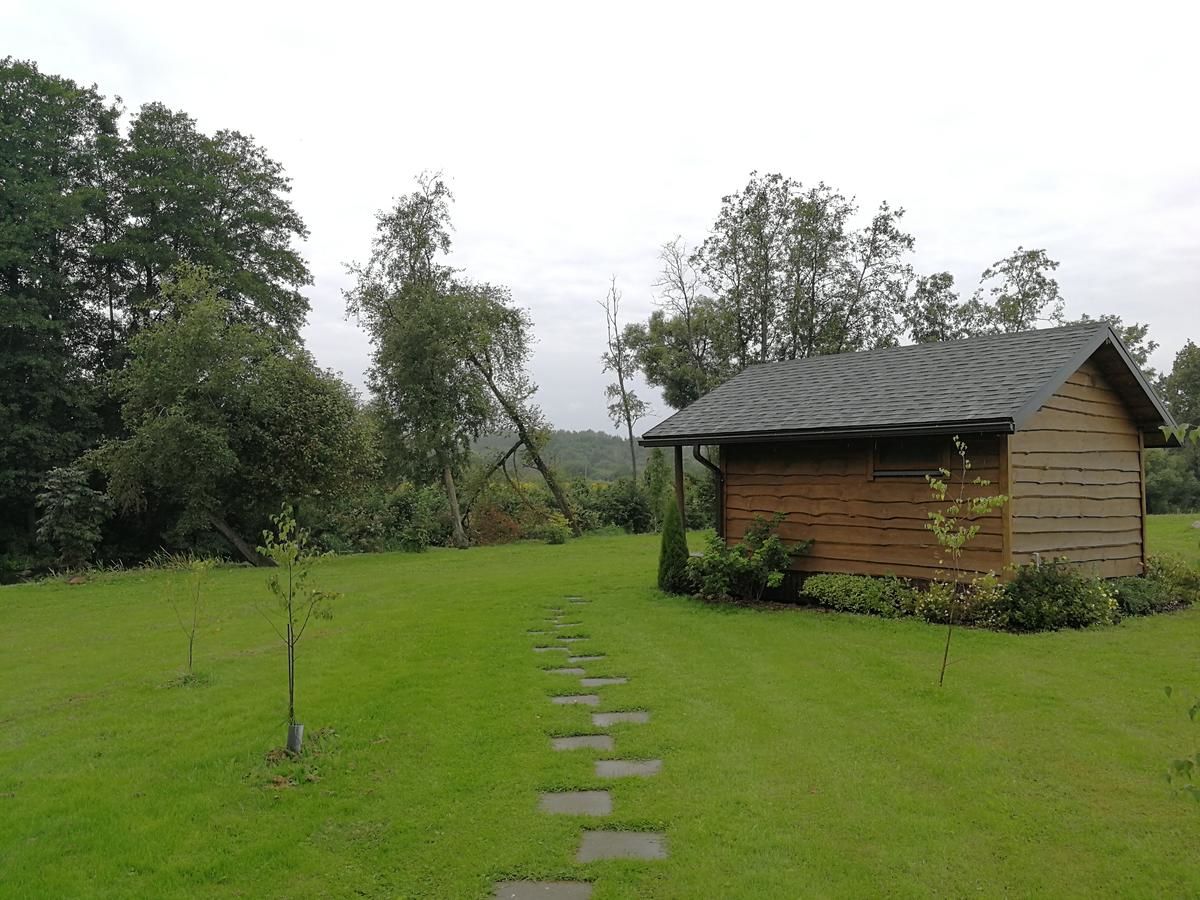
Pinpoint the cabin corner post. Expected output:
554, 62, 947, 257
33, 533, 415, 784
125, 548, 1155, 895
1138, 431, 1148, 573
673, 444, 685, 527
1001, 432, 1014, 573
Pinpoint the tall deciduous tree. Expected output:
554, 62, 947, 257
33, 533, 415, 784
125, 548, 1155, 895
118, 102, 311, 339
973, 246, 1064, 332
600, 277, 648, 481
100, 266, 374, 564
0, 58, 110, 554
634, 172, 914, 411
344, 174, 491, 548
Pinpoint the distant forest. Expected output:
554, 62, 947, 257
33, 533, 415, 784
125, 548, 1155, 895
474, 430, 704, 483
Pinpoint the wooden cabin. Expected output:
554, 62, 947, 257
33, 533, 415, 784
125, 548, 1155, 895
639, 323, 1176, 580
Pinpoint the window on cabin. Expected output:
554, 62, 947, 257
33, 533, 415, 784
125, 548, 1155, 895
872, 436, 948, 479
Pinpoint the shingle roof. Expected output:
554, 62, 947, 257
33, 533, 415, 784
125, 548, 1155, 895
639, 323, 1175, 446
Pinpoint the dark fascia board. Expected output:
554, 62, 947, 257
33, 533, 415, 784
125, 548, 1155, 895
638, 418, 1016, 448
1009, 324, 1178, 441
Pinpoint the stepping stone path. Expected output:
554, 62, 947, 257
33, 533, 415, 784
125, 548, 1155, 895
539, 790, 612, 816
596, 759, 662, 778
551, 694, 600, 706
493, 883, 592, 900
495, 595, 665, 898
577, 831, 667, 862
551, 734, 613, 751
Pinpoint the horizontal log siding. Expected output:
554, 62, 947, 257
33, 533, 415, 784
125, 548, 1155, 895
1009, 360, 1144, 577
723, 436, 1006, 580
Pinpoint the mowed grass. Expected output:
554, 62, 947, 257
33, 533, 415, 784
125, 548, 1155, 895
0, 519, 1198, 898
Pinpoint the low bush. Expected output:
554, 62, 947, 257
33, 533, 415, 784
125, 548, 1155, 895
688, 513, 804, 603
1111, 555, 1200, 615
996, 563, 1118, 632
801, 573, 916, 618
913, 573, 1007, 627
533, 512, 571, 545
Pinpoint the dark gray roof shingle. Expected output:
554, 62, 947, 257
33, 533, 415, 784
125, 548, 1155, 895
640, 323, 1172, 445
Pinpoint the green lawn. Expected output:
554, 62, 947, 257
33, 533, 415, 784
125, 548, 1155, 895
2, 519, 1199, 898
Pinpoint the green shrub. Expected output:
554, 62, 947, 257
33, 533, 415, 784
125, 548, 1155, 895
35, 464, 113, 569
537, 512, 571, 545
997, 563, 1118, 632
657, 494, 690, 593
1112, 555, 1200, 615
801, 573, 915, 618
687, 513, 803, 603
595, 479, 653, 534
913, 573, 1006, 627
1111, 575, 1175, 616
1147, 554, 1200, 605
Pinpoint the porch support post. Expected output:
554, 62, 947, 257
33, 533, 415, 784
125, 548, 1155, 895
673, 444, 685, 527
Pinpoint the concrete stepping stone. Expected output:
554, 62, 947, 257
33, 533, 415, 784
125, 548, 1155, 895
493, 881, 592, 899
569, 655, 605, 663
538, 790, 612, 815
576, 831, 667, 862
533, 646, 569, 654
580, 677, 628, 687
527, 630, 547, 635
546, 667, 586, 675
551, 694, 600, 706
553, 622, 582, 629
566, 597, 590, 604
596, 759, 662, 778
592, 711, 650, 726
557, 636, 588, 643
551, 734, 614, 751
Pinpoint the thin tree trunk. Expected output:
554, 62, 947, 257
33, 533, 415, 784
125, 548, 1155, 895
625, 418, 638, 482
443, 464, 470, 548
462, 439, 522, 518
472, 362, 581, 535
209, 513, 273, 566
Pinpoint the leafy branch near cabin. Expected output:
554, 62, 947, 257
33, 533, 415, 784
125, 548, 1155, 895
925, 436, 1008, 687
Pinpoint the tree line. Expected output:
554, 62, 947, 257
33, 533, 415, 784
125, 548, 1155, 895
4, 57, 1197, 580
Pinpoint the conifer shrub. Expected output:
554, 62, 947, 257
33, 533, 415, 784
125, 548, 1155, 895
657, 494, 690, 593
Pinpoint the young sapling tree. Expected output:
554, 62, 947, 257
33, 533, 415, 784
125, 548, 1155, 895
166, 553, 215, 681
256, 505, 338, 754
925, 436, 1008, 686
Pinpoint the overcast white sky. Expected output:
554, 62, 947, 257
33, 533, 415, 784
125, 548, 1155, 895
7, 0, 1199, 433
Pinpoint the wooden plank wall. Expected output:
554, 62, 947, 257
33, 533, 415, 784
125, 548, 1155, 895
723, 435, 1007, 581
1009, 359, 1144, 578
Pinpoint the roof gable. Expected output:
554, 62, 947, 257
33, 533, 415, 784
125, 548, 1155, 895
640, 323, 1176, 446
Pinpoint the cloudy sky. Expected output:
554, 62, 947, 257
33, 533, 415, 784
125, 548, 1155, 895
8, 0, 1199, 433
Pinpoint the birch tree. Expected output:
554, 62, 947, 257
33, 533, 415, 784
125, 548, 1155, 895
599, 277, 648, 481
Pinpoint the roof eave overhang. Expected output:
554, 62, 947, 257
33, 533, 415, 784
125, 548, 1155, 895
638, 418, 1017, 447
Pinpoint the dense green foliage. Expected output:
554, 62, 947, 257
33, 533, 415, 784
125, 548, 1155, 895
801, 553, 1200, 633
656, 494, 690, 593
1, 58, 316, 575
34, 464, 112, 569
801, 573, 917, 618
2, 529, 1198, 896
97, 268, 375, 563
994, 564, 1120, 631
688, 512, 801, 602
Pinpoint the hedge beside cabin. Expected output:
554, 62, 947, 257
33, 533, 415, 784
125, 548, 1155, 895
642, 324, 1175, 581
